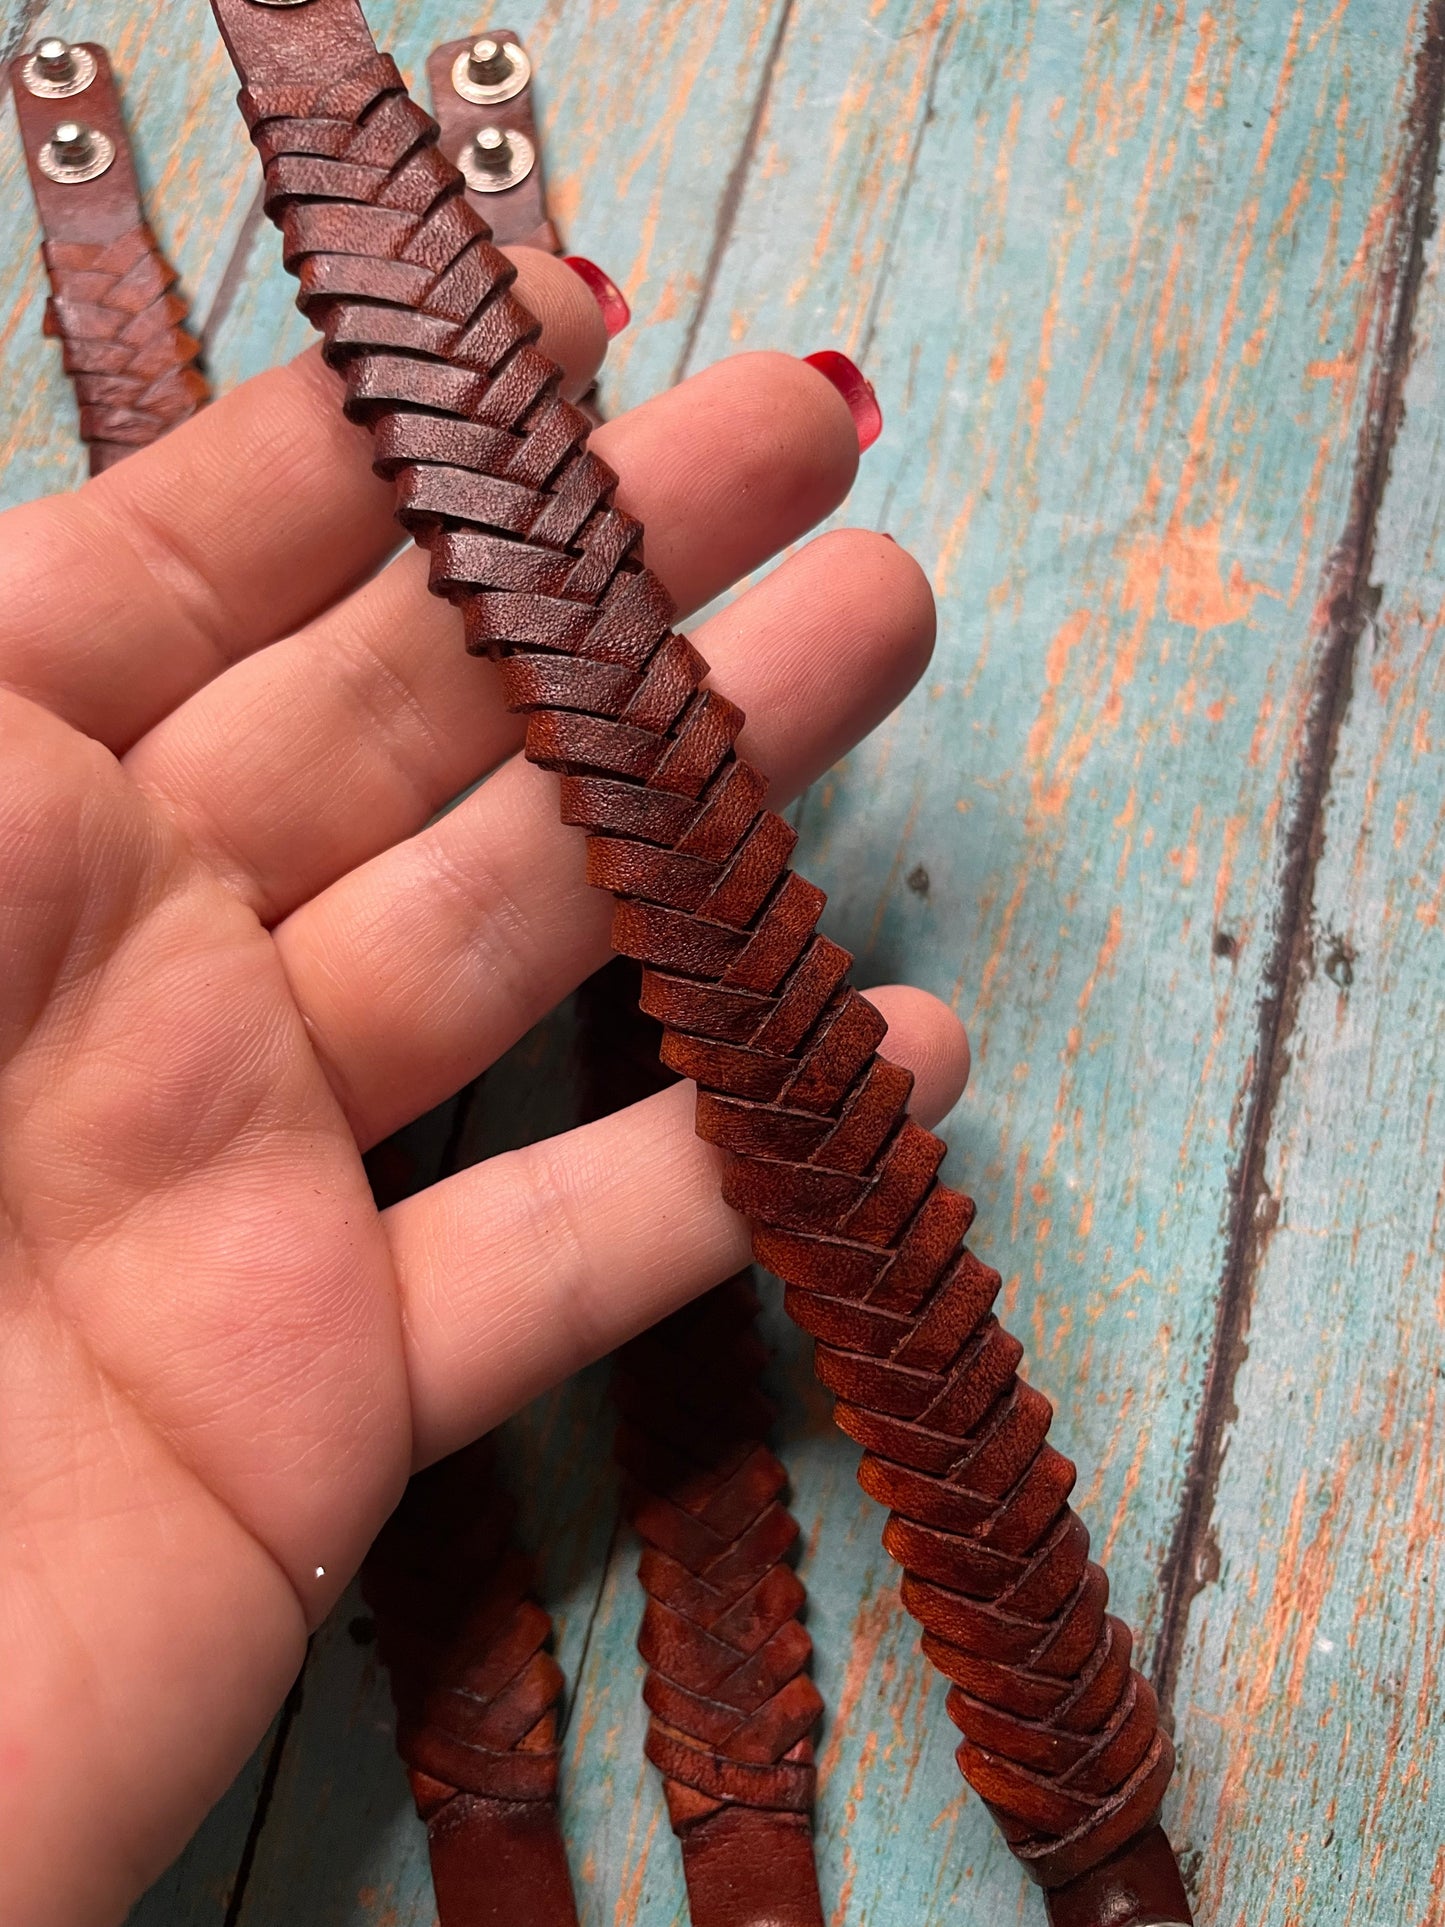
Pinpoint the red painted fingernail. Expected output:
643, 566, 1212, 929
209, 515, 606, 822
804, 349, 882, 451
564, 256, 631, 338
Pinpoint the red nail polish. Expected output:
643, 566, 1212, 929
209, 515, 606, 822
804, 349, 882, 452
564, 256, 631, 338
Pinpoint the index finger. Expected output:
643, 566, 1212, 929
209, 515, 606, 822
0, 246, 607, 751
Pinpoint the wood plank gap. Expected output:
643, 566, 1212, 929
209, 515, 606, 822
557, 1511, 622, 1743
219, 1660, 308, 1927
671, 0, 797, 388
1151, 0, 1445, 1722
855, 13, 958, 377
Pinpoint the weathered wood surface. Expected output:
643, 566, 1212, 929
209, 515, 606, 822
1, 0, 1442, 1921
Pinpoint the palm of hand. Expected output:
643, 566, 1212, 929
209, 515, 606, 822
0, 260, 966, 1927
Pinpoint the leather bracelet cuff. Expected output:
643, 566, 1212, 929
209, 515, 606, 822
361, 1439, 581, 1927
208, 3, 1193, 1918
10, 40, 207, 472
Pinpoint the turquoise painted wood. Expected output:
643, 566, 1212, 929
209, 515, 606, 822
0, 0, 1440, 1922
1175, 147, 1445, 1924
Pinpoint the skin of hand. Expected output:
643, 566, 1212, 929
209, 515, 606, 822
0, 247, 970, 1927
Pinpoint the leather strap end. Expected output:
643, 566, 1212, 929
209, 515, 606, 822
425, 1792, 581, 1927
425, 31, 559, 253
1044, 1823, 1194, 1927
679, 1806, 825, 1927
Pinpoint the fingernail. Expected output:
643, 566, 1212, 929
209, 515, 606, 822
804, 349, 882, 452
564, 256, 631, 338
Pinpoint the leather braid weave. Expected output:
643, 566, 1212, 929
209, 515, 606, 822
221, 21, 1187, 1907
615, 1281, 821, 1836
361, 1436, 580, 1925
580, 962, 824, 1920
9, 38, 209, 475
40, 226, 207, 471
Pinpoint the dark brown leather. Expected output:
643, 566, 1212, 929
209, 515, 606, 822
9, 43, 207, 472
1044, 1824, 1194, 1927
209, 2, 1191, 1912
360, 1438, 580, 1927
614, 1279, 826, 1927
425, 30, 558, 252
583, 959, 825, 1927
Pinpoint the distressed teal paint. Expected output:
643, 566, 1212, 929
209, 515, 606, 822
1174, 151, 1445, 1925
677, 0, 1440, 1918
0, 1, 1435, 1924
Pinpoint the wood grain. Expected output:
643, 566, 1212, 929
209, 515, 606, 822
1173, 128, 1445, 1926
676, 1, 1444, 1917
0, 2, 1439, 1923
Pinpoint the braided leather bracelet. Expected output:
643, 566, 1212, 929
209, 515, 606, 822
584, 960, 826, 1927
206, 2, 1193, 1918
361, 1438, 580, 1927
10, 40, 207, 473
355, 47, 585, 1924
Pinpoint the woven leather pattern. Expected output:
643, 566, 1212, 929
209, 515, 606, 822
361, 1438, 581, 1925
616, 1278, 823, 1834
580, 963, 824, 1860
237, 51, 1175, 1890
362, 1437, 566, 1810
41, 226, 206, 471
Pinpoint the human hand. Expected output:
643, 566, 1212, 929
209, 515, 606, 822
0, 249, 969, 1926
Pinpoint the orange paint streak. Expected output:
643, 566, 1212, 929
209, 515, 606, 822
1283, 1449, 1353, 1707
818, 1584, 899, 1797
1023, 607, 1092, 815
962, 866, 1030, 1019
1184, 12, 1217, 120
1213, 813, 1245, 931
1419, 1846, 1445, 1927
610, 1789, 662, 1927
1124, 520, 1261, 635
1100, 1406, 1152, 1565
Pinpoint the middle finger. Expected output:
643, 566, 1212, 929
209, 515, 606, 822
127, 352, 862, 922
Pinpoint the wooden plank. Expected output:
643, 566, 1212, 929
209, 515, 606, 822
668, 0, 1441, 1917
1170, 117, 1445, 1924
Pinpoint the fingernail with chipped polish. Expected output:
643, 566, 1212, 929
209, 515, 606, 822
564, 257, 631, 338
804, 349, 882, 452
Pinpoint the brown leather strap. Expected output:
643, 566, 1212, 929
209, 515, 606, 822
580, 962, 825, 1927
9, 40, 207, 472
528, 57, 821, 1912
358, 43, 597, 1927
425, 30, 558, 252
208, 3, 1192, 1915
615, 1282, 826, 1927
360, 1439, 581, 1927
